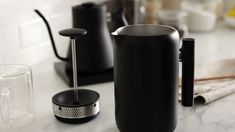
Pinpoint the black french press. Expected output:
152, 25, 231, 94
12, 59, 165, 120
112, 25, 194, 132
52, 28, 100, 123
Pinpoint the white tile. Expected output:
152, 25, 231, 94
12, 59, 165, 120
34, 0, 73, 17
71, 0, 84, 6
37, 41, 55, 62
49, 12, 71, 58
19, 18, 50, 48
4, 46, 39, 66
0, 0, 35, 26
0, 25, 21, 57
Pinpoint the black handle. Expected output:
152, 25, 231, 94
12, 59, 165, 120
180, 38, 195, 107
34, 9, 68, 61
111, 7, 128, 27
110, 7, 128, 32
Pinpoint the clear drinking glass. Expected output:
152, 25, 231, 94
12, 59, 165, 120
0, 64, 34, 130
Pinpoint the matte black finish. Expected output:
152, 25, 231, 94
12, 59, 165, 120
110, 7, 128, 32
54, 62, 113, 87
180, 38, 195, 106
112, 25, 194, 132
52, 89, 100, 107
70, 3, 113, 73
59, 28, 87, 39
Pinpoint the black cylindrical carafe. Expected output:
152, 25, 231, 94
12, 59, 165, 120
112, 25, 194, 132
66, 3, 113, 73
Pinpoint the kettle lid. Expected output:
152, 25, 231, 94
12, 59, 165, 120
73, 2, 102, 10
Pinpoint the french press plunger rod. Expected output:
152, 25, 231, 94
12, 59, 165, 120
52, 28, 100, 123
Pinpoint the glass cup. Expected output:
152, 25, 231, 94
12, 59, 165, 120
0, 64, 34, 130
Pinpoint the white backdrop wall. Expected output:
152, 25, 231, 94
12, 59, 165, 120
0, 0, 234, 66
0, 0, 104, 66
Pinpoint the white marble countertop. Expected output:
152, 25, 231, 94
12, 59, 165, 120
5, 23, 235, 132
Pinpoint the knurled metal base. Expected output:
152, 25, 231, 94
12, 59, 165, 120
53, 100, 99, 119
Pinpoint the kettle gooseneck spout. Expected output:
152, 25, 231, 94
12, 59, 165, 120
34, 9, 68, 61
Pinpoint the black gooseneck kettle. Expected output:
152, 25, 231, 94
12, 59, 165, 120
35, 2, 127, 87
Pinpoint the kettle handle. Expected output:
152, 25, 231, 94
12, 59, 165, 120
34, 9, 68, 61
111, 7, 128, 27
180, 38, 195, 107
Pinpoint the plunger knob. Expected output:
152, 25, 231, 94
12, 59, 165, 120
59, 28, 87, 39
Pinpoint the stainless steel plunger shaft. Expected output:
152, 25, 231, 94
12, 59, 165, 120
71, 38, 79, 102
59, 28, 87, 102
